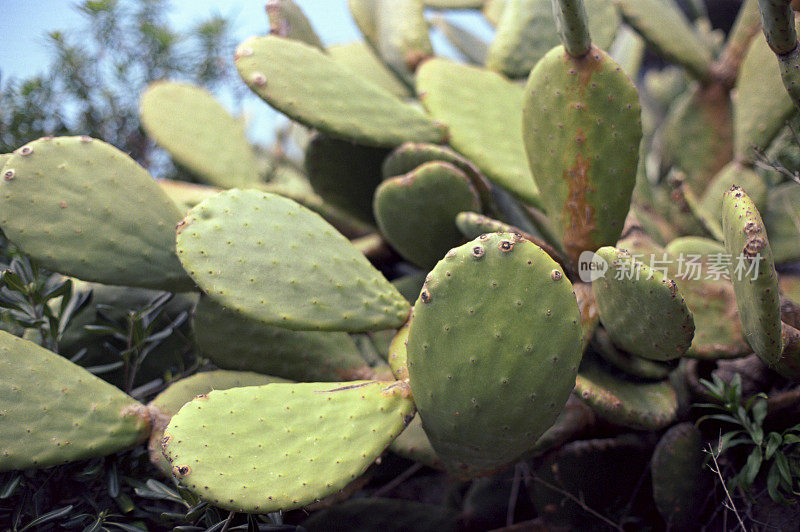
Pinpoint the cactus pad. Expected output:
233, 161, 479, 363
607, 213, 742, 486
350, 0, 432, 84
388, 320, 410, 380
415, 58, 541, 206
305, 133, 389, 225
374, 161, 480, 269
139, 81, 260, 189
615, 0, 713, 82
147, 370, 288, 474
651, 422, 708, 530
406, 233, 582, 476
176, 189, 410, 331
192, 296, 373, 381
235, 35, 445, 148
266, 0, 323, 49
0, 137, 193, 291
0, 332, 150, 472
735, 30, 796, 159
574, 355, 677, 430
764, 182, 800, 264
592, 247, 695, 361
161, 380, 414, 512
522, 45, 642, 263
722, 186, 783, 365
328, 42, 411, 99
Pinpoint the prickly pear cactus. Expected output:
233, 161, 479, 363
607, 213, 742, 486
161, 381, 414, 512
522, 27, 642, 262
406, 233, 581, 477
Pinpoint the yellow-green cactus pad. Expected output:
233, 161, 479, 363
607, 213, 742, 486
139, 81, 260, 189
176, 189, 410, 332
615, 0, 714, 82
416, 58, 541, 207
234, 35, 445, 148
348, 0, 433, 84
0, 331, 150, 472
388, 320, 411, 380
147, 370, 288, 474
407, 233, 582, 477
523, 45, 642, 264
162, 381, 414, 513
328, 42, 411, 99
0, 137, 193, 291
591, 247, 695, 361
722, 186, 783, 365
574, 355, 678, 430
266, 0, 323, 49
734, 30, 796, 159
192, 296, 373, 381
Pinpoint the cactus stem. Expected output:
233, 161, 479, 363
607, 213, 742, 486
551, 0, 592, 57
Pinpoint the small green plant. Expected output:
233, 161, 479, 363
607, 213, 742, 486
697, 373, 800, 504
0, 255, 91, 355
84, 292, 188, 394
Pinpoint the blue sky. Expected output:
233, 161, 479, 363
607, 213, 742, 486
0, 1, 491, 145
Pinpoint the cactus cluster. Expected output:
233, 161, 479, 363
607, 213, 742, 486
2, 0, 800, 529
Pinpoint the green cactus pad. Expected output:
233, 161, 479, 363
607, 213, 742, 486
431, 16, 488, 65
735, 31, 796, 159
722, 186, 783, 365
651, 422, 709, 530
698, 161, 767, 223
592, 247, 695, 361
0, 137, 193, 291
415, 58, 541, 207
407, 233, 582, 477
192, 296, 374, 381
374, 161, 480, 269
389, 414, 443, 469
305, 133, 389, 225
162, 380, 414, 513
147, 370, 288, 474
266, 0, 323, 49
661, 241, 751, 360
615, 0, 714, 82
522, 45, 642, 264
234, 35, 445, 148
0, 331, 150, 472
593, 329, 676, 380
348, 0, 433, 84
139, 81, 260, 189
158, 179, 223, 214
328, 42, 411, 99
388, 320, 410, 380
302, 498, 459, 532
764, 182, 800, 264
660, 85, 733, 194
381, 142, 494, 209
574, 355, 678, 430
486, 0, 618, 79
176, 189, 410, 332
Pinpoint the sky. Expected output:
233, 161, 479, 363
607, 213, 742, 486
0, 0, 492, 145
